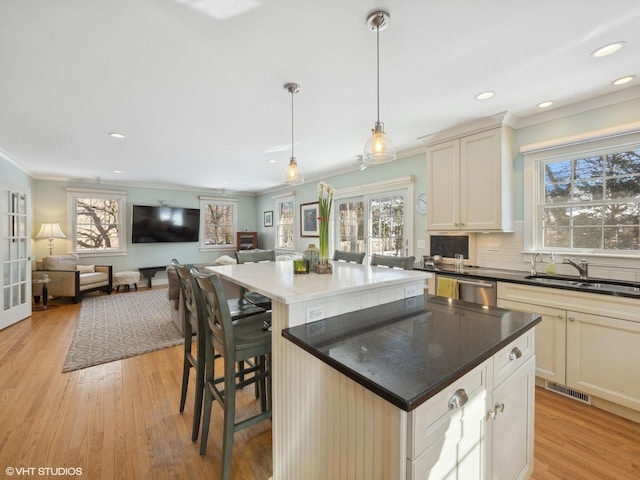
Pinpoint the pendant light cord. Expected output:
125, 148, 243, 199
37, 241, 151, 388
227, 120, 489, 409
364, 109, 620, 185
291, 89, 295, 159
376, 18, 380, 124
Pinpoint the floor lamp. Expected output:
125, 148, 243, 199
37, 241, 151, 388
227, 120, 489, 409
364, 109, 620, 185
35, 223, 67, 255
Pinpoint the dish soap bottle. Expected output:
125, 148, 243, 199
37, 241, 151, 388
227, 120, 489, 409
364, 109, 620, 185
546, 252, 556, 274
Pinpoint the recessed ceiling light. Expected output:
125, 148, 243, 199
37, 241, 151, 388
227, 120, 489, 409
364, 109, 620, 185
113, 170, 122, 174
267, 159, 277, 163
475, 91, 495, 101
537, 101, 553, 108
590, 41, 626, 58
612, 75, 635, 86
108, 132, 125, 139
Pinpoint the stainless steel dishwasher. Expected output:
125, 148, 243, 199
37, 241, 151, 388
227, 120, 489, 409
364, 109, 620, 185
437, 275, 497, 306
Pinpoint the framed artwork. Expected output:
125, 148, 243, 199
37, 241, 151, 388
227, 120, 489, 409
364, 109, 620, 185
300, 202, 319, 237
264, 210, 273, 227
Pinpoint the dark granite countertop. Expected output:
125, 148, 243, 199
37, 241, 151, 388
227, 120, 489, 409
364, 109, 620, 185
414, 264, 640, 299
282, 295, 540, 412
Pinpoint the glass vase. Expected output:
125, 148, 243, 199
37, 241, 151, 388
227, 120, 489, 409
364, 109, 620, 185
316, 219, 333, 274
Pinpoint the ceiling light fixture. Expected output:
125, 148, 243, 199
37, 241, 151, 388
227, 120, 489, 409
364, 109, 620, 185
282, 83, 304, 185
612, 75, 635, 86
108, 132, 125, 139
357, 156, 367, 171
537, 101, 553, 108
363, 10, 396, 166
475, 91, 495, 101
590, 41, 626, 58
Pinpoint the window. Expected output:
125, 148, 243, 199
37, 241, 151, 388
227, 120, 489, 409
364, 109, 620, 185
369, 194, 407, 255
67, 188, 127, 255
275, 195, 295, 250
523, 123, 640, 255
541, 151, 640, 251
334, 177, 413, 260
200, 197, 238, 250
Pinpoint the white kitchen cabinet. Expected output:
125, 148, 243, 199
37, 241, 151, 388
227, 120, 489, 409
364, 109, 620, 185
407, 363, 488, 480
498, 299, 566, 384
566, 311, 640, 411
407, 331, 536, 480
488, 356, 535, 480
427, 126, 514, 232
497, 282, 640, 414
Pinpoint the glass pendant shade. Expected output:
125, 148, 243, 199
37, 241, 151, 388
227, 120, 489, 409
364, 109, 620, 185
363, 121, 396, 165
282, 157, 304, 184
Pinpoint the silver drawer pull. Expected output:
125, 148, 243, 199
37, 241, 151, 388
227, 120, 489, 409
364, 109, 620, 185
509, 347, 523, 361
448, 389, 469, 410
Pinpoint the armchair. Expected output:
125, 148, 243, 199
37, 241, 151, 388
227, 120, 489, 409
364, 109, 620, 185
33, 254, 112, 303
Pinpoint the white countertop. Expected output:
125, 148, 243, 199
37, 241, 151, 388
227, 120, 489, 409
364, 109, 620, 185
205, 261, 430, 304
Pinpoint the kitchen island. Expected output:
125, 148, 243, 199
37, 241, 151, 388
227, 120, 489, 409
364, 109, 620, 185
204, 261, 430, 479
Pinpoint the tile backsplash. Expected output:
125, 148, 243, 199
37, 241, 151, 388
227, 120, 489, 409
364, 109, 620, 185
474, 221, 640, 282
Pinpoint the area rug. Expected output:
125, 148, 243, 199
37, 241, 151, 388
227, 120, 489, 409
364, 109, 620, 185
62, 288, 182, 372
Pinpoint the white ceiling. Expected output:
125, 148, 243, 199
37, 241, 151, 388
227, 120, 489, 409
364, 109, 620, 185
2, 0, 640, 194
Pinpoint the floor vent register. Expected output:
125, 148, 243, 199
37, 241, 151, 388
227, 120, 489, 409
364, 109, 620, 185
545, 381, 592, 405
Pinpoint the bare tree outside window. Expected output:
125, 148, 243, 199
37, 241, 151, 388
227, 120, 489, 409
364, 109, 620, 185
276, 198, 294, 249
75, 198, 121, 250
542, 149, 640, 251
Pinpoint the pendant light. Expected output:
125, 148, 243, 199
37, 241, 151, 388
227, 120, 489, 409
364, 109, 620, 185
363, 10, 396, 165
282, 82, 304, 184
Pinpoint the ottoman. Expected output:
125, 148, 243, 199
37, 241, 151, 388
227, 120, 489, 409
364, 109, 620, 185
113, 270, 140, 292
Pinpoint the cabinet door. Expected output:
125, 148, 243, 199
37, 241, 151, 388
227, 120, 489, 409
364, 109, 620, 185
498, 299, 566, 384
567, 311, 640, 411
409, 388, 487, 480
490, 357, 535, 480
460, 128, 502, 230
427, 140, 460, 231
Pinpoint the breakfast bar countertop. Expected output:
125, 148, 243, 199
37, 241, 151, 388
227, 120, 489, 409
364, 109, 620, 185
282, 294, 541, 411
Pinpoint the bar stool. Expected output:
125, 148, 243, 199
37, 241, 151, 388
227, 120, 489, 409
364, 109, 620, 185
191, 267, 272, 480
333, 250, 366, 264
370, 253, 416, 270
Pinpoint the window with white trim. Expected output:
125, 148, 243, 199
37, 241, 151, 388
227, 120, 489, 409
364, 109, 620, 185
200, 197, 238, 250
67, 188, 127, 255
275, 195, 295, 250
540, 151, 640, 251
334, 177, 414, 260
523, 124, 640, 255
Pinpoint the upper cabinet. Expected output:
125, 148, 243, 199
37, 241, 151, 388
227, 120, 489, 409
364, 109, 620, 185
426, 120, 515, 232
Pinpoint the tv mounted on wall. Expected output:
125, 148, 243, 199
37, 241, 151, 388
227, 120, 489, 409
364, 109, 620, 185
131, 205, 200, 243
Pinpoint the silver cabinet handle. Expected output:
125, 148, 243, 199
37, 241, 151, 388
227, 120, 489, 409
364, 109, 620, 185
509, 346, 523, 361
448, 388, 469, 410
557, 314, 564, 319
568, 317, 575, 322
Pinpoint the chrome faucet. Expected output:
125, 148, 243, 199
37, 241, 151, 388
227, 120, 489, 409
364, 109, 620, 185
563, 257, 589, 279
530, 253, 543, 275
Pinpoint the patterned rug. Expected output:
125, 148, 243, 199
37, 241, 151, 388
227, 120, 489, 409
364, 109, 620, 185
62, 288, 182, 372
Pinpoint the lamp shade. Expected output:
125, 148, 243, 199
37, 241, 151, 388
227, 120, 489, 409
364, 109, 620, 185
363, 121, 396, 165
35, 223, 67, 239
282, 157, 304, 184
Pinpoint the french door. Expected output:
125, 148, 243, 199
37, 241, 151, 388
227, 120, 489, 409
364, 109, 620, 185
1, 183, 32, 330
335, 189, 409, 263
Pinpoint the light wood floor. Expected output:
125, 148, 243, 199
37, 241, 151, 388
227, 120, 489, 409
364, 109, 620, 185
1, 287, 638, 480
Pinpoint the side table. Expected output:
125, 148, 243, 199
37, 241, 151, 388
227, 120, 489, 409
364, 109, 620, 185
32, 277, 61, 311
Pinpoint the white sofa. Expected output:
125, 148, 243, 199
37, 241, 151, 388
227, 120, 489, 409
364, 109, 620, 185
33, 254, 113, 303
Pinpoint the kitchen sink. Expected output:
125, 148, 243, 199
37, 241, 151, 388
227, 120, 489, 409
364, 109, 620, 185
524, 274, 640, 295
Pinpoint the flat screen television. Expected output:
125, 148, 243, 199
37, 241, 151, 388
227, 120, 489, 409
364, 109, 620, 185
131, 205, 200, 243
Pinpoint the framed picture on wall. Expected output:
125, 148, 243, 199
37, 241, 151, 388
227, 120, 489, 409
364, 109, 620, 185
300, 202, 319, 237
264, 210, 273, 227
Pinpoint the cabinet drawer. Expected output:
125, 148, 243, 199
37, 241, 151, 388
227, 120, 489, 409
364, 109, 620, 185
493, 330, 534, 389
407, 361, 487, 460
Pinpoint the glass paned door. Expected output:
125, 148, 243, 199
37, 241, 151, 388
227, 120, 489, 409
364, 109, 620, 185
1, 183, 31, 330
336, 197, 365, 254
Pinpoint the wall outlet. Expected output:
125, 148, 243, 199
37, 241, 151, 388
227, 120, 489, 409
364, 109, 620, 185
488, 244, 500, 251
405, 285, 418, 298
306, 306, 325, 322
